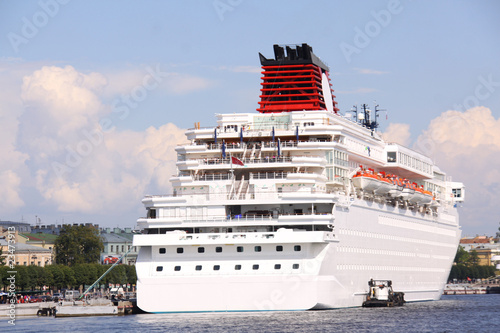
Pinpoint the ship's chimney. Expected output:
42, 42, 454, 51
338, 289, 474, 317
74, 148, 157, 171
257, 43, 339, 113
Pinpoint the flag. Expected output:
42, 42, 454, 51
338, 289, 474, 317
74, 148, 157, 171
277, 138, 281, 157
272, 126, 275, 142
240, 127, 243, 143
467, 277, 471, 282
231, 156, 244, 166
222, 141, 226, 158
295, 125, 299, 142
214, 128, 217, 143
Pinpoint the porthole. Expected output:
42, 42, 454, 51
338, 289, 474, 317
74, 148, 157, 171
198, 247, 205, 253
177, 247, 184, 254
294, 245, 301, 252
159, 248, 166, 254
253, 264, 259, 270
174, 266, 181, 271
216, 247, 223, 253
196, 265, 202, 271
237, 246, 244, 253
156, 266, 163, 272
254, 246, 262, 252
235, 264, 242, 270
274, 264, 281, 270
276, 245, 283, 252
214, 265, 220, 271
293, 264, 299, 269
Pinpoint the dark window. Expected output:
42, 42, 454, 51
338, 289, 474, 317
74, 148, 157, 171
254, 246, 262, 252
214, 265, 220, 271
294, 245, 301, 252
293, 264, 299, 269
156, 266, 163, 272
387, 151, 397, 163
237, 246, 244, 253
159, 248, 166, 254
216, 247, 223, 253
174, 266, 181, 271
198, 247, 205, 253
253, 264, 259, 270
235, 265, 242, 270
177, 247, 184, 254
274, 264, 281, 270
276, 245, 283, 252
195, 265, 202, 271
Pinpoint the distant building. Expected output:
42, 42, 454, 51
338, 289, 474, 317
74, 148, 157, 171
20, 233, 58, 252
30, 222, 100, 235
100, 227, 138, 265
0, 221, 31, 233
460, 236, 500, 266
0, 239, 53, 267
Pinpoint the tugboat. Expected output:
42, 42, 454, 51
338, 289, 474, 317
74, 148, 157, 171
362, 279, 405, 307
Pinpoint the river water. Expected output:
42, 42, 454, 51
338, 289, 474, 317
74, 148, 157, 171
3, 295, 499, 332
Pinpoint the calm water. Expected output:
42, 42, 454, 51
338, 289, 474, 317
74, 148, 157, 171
3, 295, 500, 332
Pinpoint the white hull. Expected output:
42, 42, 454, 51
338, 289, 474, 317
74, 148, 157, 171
134, 201, 460, 312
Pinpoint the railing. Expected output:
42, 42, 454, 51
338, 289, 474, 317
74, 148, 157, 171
198, 156, 294, 166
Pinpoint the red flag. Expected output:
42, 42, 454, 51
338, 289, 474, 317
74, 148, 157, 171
467, 277, 471, 282
231, 156, 244, 166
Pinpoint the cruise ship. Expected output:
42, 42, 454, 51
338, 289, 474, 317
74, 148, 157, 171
133, 44, 465, 313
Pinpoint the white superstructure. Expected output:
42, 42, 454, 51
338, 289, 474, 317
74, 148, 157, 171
133, 44, 464, 313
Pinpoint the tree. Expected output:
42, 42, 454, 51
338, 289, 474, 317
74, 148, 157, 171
454, 246, 470, 265
55, 225, 104, 265
0, 246, 4, 265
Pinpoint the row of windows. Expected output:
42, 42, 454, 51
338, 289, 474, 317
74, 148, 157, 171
159, 245, 301, 254
156, 263, 300, 272
110, 245, 136, 253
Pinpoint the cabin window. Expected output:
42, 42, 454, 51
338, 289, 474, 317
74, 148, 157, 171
110, 245, 114, 252
276, 245, 283, 252
452, 188, 462, 198
237, 246, 244, 253
159, 248, 166, 254
214, 265, 220, 271
294, 245, 301, 252
235, 265, 242, 270
274, 264, 281, 270
293, 264, 300, 269
216, 247, 223, 253
254, 246, 262, 252
387, 152, 397, 163
198, 247, 205, 253
148, 208, 157, 219
177, 248, 184, 254
174, 266, 181, 271
156, 266, 163, 272
252, 264, 259, 270
196, 265, 202, 271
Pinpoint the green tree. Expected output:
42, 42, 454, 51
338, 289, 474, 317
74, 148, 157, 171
0, 246, 5, 265
454, 246, 470, 265
55, 225, 104, 265
469, 250, 480, 266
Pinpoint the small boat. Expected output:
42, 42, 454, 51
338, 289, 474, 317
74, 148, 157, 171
362, 279, 405, 307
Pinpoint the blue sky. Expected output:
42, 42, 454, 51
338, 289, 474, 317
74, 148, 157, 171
0, 0, 499, 235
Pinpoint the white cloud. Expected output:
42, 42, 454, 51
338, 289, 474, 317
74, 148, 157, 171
414, 106, 500, 233
381, 123, 411, 146
0, 170, 24, 213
